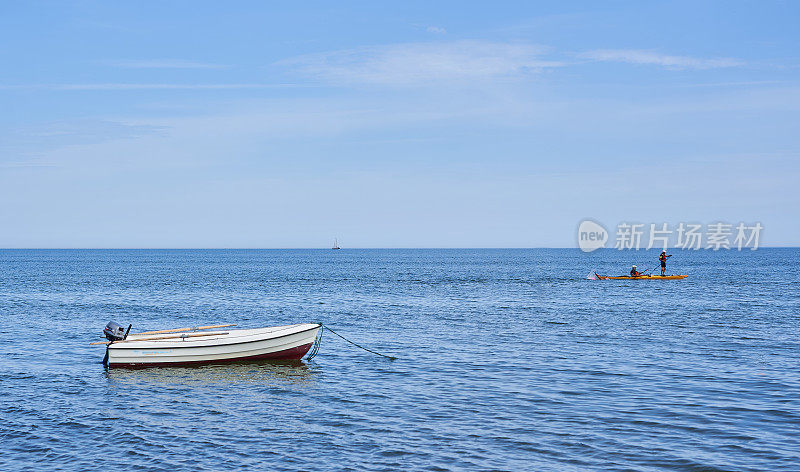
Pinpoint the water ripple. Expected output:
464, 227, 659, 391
1, 249, 799, 471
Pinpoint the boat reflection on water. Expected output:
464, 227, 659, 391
105, 358, 317, 387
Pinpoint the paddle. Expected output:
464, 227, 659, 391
90, 331, 229, 346
133, 324, 236, 336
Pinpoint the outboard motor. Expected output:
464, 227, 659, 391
103, 321, 130, 341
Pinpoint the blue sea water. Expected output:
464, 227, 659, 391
1, 248, 798, 471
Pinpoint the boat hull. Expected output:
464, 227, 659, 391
106, 323, 320, 368
596, 274, 688, 280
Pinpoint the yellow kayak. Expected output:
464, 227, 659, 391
595, 272, 687, 280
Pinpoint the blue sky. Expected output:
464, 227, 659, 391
1, 1, 798, 248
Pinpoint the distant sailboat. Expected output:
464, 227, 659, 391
332, 238, 340, 250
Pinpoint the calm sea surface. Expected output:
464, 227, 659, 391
1, 249, 798, 471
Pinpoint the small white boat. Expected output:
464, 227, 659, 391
100, 323, 320, 368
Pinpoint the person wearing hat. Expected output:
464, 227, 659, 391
630, 265, 642, 277
659, 251, 672, 276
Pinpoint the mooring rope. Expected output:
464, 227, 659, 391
307, 324, 396, 361
306, 325, 324, 360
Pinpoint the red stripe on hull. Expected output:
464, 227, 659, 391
108, 342, 313, 369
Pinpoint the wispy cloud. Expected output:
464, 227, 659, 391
0, 83, 298, 91
580, 49, 743, 69
426, 26, 446, 34
0, 161, 58, 169
109, 59, 227, 69
0, 120, 168, 154
279, 40, 564, 85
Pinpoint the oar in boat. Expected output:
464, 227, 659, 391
90, 331, 229, 345
133, 324, 236, 336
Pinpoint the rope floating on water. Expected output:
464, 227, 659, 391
307, 324, 396, 361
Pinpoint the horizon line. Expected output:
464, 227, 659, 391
0, 247, 796, 250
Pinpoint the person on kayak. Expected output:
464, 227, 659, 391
659, 251, 672, 276
630, 265, 641, 277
